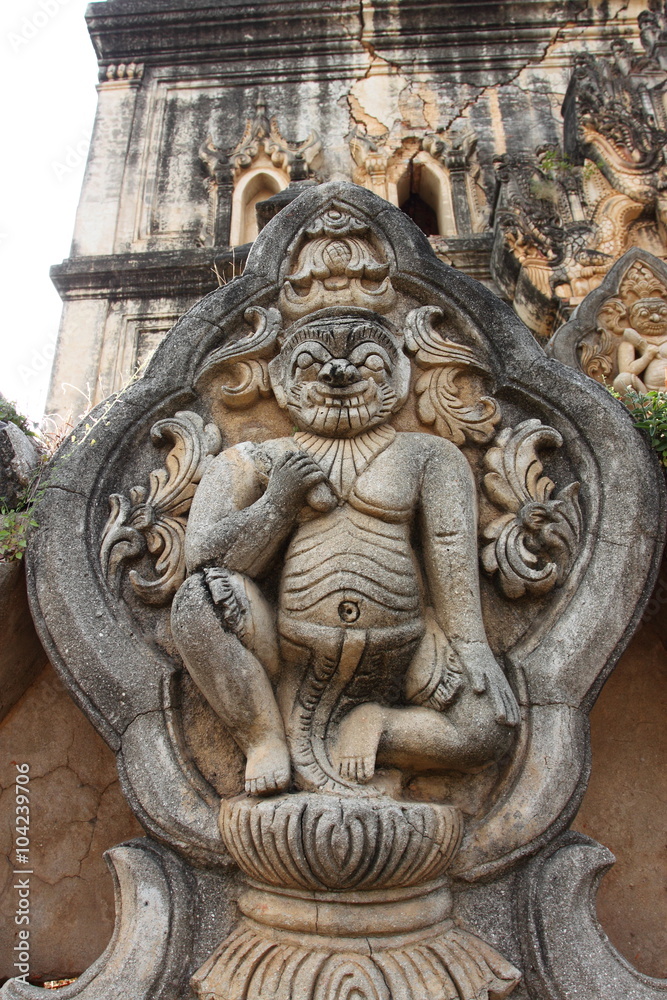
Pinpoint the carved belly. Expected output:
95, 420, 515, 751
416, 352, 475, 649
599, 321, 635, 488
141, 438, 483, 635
644, 355, 667, 390
280, 507, 421, 628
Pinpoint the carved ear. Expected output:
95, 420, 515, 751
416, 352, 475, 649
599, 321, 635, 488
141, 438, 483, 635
196, 307, 282, 408
393, 351, 412, 410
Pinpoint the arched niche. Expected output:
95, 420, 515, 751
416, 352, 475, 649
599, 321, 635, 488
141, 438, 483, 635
392, 153, 456, 238
230, 165, 288, 246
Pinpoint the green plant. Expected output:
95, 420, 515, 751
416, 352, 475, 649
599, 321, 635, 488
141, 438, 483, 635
609, 386, 667, 467
0, 398, 36, 437
536, 148, 596, 185
0, 403, 49, 562
0, 504, 39, 562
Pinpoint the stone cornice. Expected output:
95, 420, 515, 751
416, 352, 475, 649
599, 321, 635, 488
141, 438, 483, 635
50, 246, 252, 300
50, 235, 494, 300
85, 0, 600, 77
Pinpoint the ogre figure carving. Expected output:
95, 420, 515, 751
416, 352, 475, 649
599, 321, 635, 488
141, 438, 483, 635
171, 308, 519, 801
20, 184, 665, 1000
548, 247, 667, 396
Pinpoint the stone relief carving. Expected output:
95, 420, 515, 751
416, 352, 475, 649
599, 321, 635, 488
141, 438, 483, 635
16, 183, 666, 1000
481, 420, 582, 599
490, 149, 606, 340
404, 304, 500, 444
200, 100, 321, 186
101, 411, 222, 603
547, 246, 667, 394
493, 7, 667, 341
350, 125, 490, 238
199, 100, 322, 246
279, 206, 396, 317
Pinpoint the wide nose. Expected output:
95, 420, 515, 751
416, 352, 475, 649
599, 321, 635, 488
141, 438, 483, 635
319, 359, 361, 386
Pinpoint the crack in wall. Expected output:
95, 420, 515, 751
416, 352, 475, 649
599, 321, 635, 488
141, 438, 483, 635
346, 0, 634, 148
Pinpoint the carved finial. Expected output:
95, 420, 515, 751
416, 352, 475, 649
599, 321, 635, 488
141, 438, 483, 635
279, 203, 395, 318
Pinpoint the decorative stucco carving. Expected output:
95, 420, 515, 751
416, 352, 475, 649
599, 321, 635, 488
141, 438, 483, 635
101, 411, 222, 604
278, 206, 395, 317
350, 125, 489, 238
490, 148, 610, 340
404, 305, 500, 444
18, 183, 666, 1000
200, 100, 321, 186
199, 100, 322, 246
493, 7, 667, 341
481, 420, 583, 599
99, 61, 144, 83
547, 247, 667, 394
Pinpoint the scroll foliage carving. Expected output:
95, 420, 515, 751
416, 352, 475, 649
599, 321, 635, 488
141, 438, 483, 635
579, 327, 616, 382
100, 411, 222, 604
405, 306, 501, 445
196, 306, 281, 406
481, 419, 583, 598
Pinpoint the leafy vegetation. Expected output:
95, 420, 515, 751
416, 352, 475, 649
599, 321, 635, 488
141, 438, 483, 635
610, 387, 667, 467
0, 401, 47, 563
0, 502, 40, 562
0, 398, 36, 437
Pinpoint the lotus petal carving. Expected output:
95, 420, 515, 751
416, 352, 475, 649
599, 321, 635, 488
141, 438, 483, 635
219, 793, 462, 891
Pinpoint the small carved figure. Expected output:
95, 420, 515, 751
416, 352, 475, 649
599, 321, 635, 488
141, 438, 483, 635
613, 295, 667, 393
171, 309, 520, 797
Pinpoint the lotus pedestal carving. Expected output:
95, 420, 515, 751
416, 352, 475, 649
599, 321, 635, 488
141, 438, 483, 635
14, 183, 666, 1000
196, 794, 518, 1000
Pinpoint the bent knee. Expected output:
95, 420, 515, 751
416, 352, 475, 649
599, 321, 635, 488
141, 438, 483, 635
171, 572, 215, 645
455, 696, 517, 765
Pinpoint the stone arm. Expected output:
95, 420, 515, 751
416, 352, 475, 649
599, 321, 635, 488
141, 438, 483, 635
185, 445, 325, 578
618, 329, 659, 375
419, 440, 520, 726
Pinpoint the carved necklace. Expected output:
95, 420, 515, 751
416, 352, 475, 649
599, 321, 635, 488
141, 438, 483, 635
294, 424, 395, 499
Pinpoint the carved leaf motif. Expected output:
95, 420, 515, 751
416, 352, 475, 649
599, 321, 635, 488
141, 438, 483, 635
580, 328, 616, 382
404, 306, 501, 445
100, 411, 222, 604
195, 306, 281, 407
481, 419, 583, 599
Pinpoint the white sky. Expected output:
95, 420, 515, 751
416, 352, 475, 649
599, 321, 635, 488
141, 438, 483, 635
1, 0, 103, 424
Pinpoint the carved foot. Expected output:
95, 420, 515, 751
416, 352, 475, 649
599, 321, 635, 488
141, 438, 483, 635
332, 702, 386, 783
244, 737, 291, 796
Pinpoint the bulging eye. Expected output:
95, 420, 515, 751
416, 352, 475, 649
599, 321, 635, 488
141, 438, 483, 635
296, 352, 317, 370
362, 353, 386, 372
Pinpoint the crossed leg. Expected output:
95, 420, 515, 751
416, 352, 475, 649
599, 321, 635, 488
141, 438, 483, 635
332, 692, 514, 782
171, 572, 290, 796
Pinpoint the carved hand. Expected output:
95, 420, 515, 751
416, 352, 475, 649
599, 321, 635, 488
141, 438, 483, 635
265, 451, 327, 511
457, 642, 520, 727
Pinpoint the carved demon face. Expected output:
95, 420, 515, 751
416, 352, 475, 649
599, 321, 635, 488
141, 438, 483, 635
628, 297, 667, 339
269, 310, 410, 437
